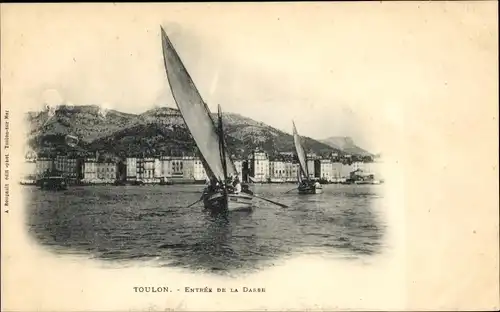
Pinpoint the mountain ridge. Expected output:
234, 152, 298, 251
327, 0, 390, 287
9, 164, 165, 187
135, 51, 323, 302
25, 105, 369, 159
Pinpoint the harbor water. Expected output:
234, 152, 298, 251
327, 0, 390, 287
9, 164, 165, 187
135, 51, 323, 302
24, 184, 387, 274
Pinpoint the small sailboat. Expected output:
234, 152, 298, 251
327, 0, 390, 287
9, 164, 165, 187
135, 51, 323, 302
160, 26, 254, 213
292, 121, 323, 194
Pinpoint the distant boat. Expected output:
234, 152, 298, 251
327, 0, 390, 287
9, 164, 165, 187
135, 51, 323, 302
160, 26, 254, 213
38, 176, 68, 191
19, 179, 37, 186
292, 121, 323, 194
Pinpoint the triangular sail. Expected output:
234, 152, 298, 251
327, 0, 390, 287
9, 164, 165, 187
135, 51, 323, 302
292, 121, 309, 180
160, 26, 236, 182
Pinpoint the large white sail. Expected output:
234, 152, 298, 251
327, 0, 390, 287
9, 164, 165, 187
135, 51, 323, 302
160, 26, 236, 182
292, 121, 309, 180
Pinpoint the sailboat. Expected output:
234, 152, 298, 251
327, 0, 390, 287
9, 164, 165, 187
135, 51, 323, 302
292, 121, 323, 194
160, 26, 254, 213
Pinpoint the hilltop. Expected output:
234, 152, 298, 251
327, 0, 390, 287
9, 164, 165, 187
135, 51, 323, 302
320, 136, 372, 157
25, 105, 360, 159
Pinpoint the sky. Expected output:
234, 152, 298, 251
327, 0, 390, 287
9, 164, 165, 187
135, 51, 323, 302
1, 2, 497, 154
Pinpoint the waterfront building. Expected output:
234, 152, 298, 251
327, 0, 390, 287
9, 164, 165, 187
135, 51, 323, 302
306, 159, 315, 178
137, 158, 144, 181
182, 156, 195, 180
54, 155, 78, 178
144, 158, 156, 180
316, 159, 333, 181
54, 155, 66, 172
160, 156, 172, 178
138, 158, 156, 183
249, 150, 269, 182
194, 158, 207, 181
116, 160, 126, 182
83, 158, 97, 182
35, 158, 54, 177
159, 156, 185, 179
305, 153, 318, 179
96, 162, 116, 183
154, 159, 162, 179
171, 157, 184, 178
331, 162, 343, 181
284, 162, 299, 182
269, 160, 287, 181
126, 158, 137, 181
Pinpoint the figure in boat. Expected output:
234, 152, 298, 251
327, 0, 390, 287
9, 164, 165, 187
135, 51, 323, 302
297, 178, 322, 195
225, 175, 242, 194
201, 174, 253, 213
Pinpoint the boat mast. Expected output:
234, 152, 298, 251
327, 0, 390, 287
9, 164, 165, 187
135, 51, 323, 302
217, 104, 228, 183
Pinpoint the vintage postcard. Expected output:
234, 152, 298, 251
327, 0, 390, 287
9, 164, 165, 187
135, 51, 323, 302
1, 2, 498, 311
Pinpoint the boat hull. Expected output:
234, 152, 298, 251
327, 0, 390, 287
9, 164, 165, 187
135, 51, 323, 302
298, 184, 323, 194
203, 191, 254, 213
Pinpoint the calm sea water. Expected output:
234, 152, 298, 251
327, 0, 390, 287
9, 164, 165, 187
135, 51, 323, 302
24, 184, 387, 274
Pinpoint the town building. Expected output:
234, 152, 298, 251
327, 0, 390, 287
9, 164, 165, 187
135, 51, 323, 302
315, 159, 333, 181
35, 158, 54, 177
194, 158, 207, 181
29, 149, 377, 185
352, 161, 365, 172
269, 160, 287, 182
284, 162, 299, 182
154, 159, 162, 179
306, 159, 315, 178
126, 158, 137, 181
249, 150, 269, 182
138, 158, 156, 183
54, 155, 78, 178
160, 156, 172, 178
159, 156, 186, 179
171, 157, 184, 178
331, 162, 343, 181
96, 162, 117, 183
83, 158, 97, 182
181, 156, 195, 180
